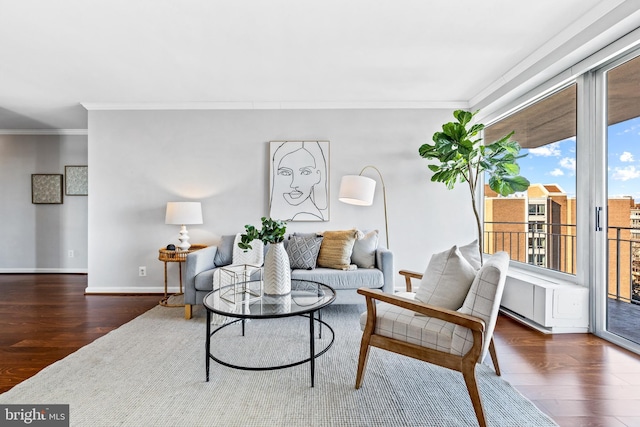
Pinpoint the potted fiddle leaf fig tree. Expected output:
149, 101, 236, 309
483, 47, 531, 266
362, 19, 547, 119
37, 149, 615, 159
419, 109, 530, 265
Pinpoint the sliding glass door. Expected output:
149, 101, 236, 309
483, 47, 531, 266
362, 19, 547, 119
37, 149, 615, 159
594, 51, 640, 350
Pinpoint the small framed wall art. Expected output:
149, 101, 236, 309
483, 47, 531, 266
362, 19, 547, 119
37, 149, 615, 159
65, 165, 88, 196
32, 174, 63, 204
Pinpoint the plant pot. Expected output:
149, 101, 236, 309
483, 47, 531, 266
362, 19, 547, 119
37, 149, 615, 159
263, 242, 291, 295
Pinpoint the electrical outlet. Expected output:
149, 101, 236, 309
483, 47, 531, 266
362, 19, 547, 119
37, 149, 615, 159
68, 250, 74, 258
139, 266, 146, 277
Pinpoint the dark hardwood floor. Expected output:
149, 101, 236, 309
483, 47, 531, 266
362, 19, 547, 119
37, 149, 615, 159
0, 274, 158, 394
2, 274, 640, 426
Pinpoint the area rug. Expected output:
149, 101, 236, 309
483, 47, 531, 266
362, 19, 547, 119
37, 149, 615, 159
0, 303, 557, 426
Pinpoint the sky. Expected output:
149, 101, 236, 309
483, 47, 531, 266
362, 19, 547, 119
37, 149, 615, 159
510, 116, 640, 201
608, 117, 640, 201
517, 136, 577, 198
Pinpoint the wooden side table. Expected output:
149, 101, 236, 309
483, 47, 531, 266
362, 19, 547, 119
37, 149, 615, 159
158, 244, 207, 307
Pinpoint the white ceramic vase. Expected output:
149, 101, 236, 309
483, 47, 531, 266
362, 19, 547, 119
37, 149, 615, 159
263, 242, 291, 295
262, 294, 292, 314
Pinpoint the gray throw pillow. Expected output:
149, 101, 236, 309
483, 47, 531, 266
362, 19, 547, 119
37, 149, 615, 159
286, 235, 323, 270
351, 230, 378, 269
213, 235, 235, 267
414, 245, 477, 310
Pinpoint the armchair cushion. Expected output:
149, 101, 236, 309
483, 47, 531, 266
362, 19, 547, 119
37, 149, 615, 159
459, 240, 482, 270
359, 292, 455, 352
452, 252, 510, 359
415, 245, 477, 310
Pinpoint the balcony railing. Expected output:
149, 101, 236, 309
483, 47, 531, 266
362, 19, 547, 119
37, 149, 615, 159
484, 221, 640, 303
608, 226, 640, 304
483, 221, 577, 274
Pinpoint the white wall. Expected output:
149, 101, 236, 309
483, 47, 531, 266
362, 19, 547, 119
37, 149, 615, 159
0, 134, 88, 272
87, 108, 478, 293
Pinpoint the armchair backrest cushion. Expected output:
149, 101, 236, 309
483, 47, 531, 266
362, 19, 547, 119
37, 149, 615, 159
415, 245, 477, 310
458, 240, 482, 270
451, 251, 509, 359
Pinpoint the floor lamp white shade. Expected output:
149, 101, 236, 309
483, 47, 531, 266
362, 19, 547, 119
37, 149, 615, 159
338, 166, 390, 249
338, 175, 376, 206
165, 202, 203, 251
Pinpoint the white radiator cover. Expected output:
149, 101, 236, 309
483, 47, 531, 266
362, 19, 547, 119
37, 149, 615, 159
500, 268, 589, 334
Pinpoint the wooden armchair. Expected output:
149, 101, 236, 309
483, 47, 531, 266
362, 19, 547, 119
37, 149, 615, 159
355, 252, 509, 427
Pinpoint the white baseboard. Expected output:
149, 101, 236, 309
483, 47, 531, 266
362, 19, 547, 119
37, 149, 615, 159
85, 286, 174, 294
0, 268, 88, 274
500, 307, 589, 334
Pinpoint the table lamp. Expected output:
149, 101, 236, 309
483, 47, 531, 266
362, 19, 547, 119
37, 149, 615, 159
165, 202, 203, 251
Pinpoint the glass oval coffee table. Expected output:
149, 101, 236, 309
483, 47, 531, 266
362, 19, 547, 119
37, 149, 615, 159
203, 279, 336, 387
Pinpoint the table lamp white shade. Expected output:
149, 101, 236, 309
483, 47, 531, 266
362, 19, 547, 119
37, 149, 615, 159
338, 175, 376, 206
165, 202, 203, 251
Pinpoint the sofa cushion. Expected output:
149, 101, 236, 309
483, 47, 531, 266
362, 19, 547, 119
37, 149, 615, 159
414, 245, 476, 310
291, 267, 383, 290
317, 229, 358, 270
213, 235, 235, 267
351, 230, 378, 269
286, 235, 323, 270
232, 234, 264, 266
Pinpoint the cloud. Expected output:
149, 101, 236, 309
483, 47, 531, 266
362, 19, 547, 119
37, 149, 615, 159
620, 151, 635, 162
549, 168, 564, 176
559, 157, 576, 172
529, 142, 561, 157
612, 165, 640, 181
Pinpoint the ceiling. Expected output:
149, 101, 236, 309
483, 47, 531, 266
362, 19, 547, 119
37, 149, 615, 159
0, 0, 632, 131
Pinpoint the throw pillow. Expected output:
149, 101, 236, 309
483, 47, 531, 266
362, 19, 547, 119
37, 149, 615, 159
414, 245, 477, 310
351, 230, 379, 269
293, 232, 321, 239
459, 239, 482, 270
213, 235, 235, 267
317, 229, 359, 270
286, 235, 323, 270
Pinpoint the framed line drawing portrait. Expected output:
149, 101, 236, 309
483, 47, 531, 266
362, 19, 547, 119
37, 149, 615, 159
65, 165, 88, 196
32, 174, 63, 204
269, 140, 330, 222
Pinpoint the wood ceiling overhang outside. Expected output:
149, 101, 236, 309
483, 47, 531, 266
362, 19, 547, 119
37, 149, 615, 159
485, 54, 640, 149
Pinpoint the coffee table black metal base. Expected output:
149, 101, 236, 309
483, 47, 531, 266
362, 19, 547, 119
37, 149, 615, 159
203, 280, 336, 388
205, 310, 334, 387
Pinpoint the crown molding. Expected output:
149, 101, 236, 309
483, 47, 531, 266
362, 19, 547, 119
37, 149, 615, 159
81, 100, 469, 111
0, 129, 88, 135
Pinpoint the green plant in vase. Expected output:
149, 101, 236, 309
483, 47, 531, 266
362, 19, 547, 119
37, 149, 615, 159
418, 109, 530, 265
239, 217, 290, 295
238, 217, 287, 250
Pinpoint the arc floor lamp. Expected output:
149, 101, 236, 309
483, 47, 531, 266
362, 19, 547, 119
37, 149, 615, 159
338, 165, 389, 249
